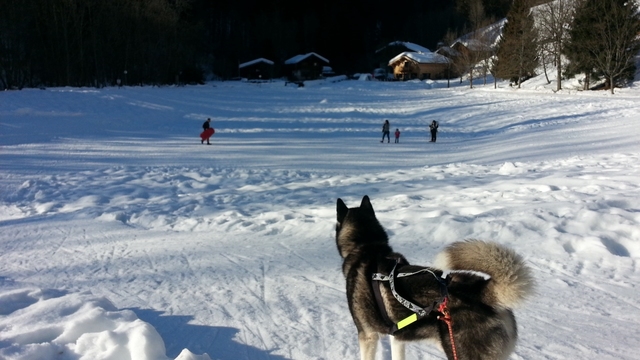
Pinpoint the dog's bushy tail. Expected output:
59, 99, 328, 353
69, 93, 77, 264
434, 240, 534, 309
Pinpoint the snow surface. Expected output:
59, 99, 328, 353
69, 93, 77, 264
1, 75, 640, 360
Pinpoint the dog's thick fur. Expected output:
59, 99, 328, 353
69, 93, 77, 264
336, 196, 534, 360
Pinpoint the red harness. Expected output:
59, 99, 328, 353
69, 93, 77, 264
437, 297, 459, 360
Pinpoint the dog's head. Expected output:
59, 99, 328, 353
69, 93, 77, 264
335, 195, 388, 258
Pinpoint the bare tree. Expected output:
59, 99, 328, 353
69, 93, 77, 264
536, 0, 576, 91
455, 33, 495, 88
449, 0, 496, 89
468, 0, 487, 31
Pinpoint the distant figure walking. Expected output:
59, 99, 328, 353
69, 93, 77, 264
429, 120, 439, 143
201, 118, 214, 145
394, 128, 400, 143
381, 120, 390, 143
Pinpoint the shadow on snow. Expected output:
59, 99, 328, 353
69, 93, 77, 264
130, 308, 290, 360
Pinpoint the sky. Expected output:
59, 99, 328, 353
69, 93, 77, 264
1, 72, 640, 360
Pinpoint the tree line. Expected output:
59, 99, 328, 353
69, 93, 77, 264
1, 0, 638, 92
0, 0, 513, 89
492, 0, 640, 93
0, 0, 199, 88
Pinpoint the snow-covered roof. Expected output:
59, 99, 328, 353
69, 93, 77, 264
453, 18, 507, 49
239, 58, 274, 68
436, 46, 460, 58
388, 51, 450, 65
376, 41, 432, 54
452, 39, 493, 52
379, 41, 450, 65
284, 52, 329, 65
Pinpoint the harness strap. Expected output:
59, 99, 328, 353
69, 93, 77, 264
371, 256, 405, 333
372, 273, 394, 327
372, 259, 448, 334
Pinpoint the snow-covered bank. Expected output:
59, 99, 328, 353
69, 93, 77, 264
1, 80, 640, 359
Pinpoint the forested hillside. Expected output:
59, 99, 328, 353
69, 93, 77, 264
1, 0, 637, 92
0, 0, 511, 88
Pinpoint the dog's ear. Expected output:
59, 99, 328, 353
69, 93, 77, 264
337, 198, 348, 223
360, 195, 374, 213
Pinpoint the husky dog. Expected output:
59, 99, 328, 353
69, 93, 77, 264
336, 196, 534, 360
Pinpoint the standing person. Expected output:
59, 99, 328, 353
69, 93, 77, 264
201, 118, 213, 145
394, 128, 400, 143
381, 120, 390, 143
429, 120, 439, 142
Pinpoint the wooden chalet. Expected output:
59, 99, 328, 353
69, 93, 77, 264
284, 52, 329, 82
374, 41, 432, 70
239, 58, 274, 80
388, 51, 451, 81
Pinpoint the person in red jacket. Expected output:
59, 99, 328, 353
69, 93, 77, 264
201, 118, 213, 144
394, 128, 400, 143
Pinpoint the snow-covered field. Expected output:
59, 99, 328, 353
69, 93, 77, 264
1, 76, 640, 360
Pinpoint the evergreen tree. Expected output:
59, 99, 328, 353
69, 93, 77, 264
493, 0, 539, 88
565, 0, 601, 90
565, 0, 640, 93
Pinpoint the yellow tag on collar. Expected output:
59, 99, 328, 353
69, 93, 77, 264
397, 314, 418, 330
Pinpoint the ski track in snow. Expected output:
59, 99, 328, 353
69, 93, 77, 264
1, 80, 640, 359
